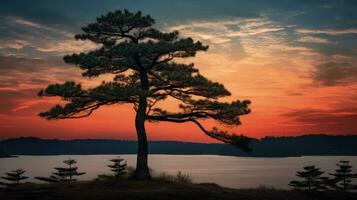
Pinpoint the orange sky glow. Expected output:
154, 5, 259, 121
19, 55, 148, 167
0, 1, 356, 142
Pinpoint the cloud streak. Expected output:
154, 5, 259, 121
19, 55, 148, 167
168, 18, 285, 45
166, 17, 316, 65
0, 16, 97, 56
296, 28, 357, 35
12, 17, 46, 29
313, 62, 357, 86
297, 36, 330, 44
282, 107, 357, 133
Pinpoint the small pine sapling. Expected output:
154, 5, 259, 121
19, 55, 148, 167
289, 165, 327, 192
0, 169, 28, 186
35, 158, 85, 183
329, 160, 357, 192
108, 156, 127, 178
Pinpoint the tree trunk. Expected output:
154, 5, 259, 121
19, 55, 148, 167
132, 69, 151, 180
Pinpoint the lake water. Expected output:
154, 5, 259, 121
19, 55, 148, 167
1, 155, 356, 189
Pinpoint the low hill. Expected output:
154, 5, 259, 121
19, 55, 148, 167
1, 134, 357, 157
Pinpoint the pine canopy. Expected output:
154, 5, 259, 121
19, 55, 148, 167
38, 9, 251, 151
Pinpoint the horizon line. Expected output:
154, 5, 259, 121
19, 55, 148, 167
2, 133, 357, 143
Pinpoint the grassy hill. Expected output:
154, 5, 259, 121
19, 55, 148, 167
1, 179, 356, 200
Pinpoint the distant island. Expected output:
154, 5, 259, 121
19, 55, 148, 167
0, 146, 13, 158
1, 134, 357, 157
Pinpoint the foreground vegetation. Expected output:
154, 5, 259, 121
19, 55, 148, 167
1, 178, 357, 200
1, 157, 356, 199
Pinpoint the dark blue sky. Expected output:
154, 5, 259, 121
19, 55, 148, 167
1, 0, 356, 58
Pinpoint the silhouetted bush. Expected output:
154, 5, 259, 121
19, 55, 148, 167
175, 171, 193, 184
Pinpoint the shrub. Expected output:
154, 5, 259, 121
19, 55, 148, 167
154, 171, 192, 184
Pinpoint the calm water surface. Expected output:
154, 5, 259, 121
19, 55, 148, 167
1, 155, 356, 189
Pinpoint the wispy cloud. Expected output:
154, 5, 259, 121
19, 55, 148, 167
1, 16, 96, 56
282, 106, 357, 133
0, 39, 29, 50
313, 62, 357, 86
168, 18, 285, 44
12, 18, 42, 28
297, 36, 330, 44
10, 16, 62, 33
166, 17, 306, 63
296, 28, 357, 35
37, 39, 98, 54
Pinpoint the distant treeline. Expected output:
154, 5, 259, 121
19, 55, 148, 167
1, 134, 357, 157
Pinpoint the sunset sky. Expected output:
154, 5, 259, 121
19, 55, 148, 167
0, 0, 356, 142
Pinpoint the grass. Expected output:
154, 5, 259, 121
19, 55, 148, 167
1, 178, 356, 200
152, 171, 193, 184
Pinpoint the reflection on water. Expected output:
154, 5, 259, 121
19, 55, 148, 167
1, 155, 356, 189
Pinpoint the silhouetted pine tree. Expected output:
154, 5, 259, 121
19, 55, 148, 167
108, 156, 127, 178
38, 9, 252, 180
289, 165, 327, 192
0, 169, 28, 186
35, 159, 85, 183
329, 160, 357, 192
